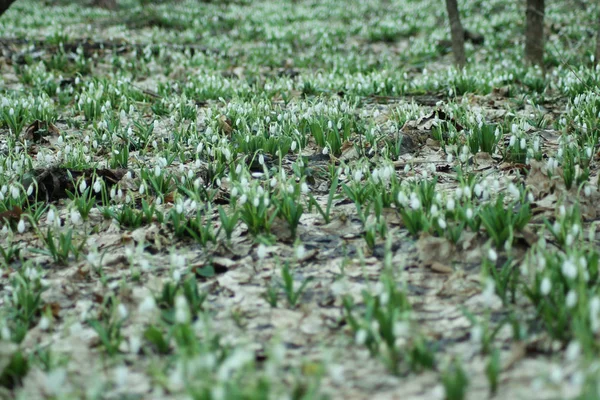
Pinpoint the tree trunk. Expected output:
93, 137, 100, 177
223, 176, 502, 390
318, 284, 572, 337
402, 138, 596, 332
595, 13, 600, 68
525, 0, 545, 66
0, 0, 16, 17
445, 0, 466, 68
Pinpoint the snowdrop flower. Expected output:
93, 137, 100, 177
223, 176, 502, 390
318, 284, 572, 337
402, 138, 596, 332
437, 217, 447, 230
39, 316, 50, 331
488, 248, 498, 262
138, 295, 156, 315
540, 276, 551, 295
566, 290, 577, 308
590, 297, 600, 332
482, 278, 496, 307
465, 208, 473, 220
430, 204, 439, 217
295, 245, 306, 260
70, 209, 81, 225
508, 183, 520, 198
565, 341, 581, 361
17, 219, 25, 233
93, 179, 102, 193
1, 326, 10, 341
355, 329, 367, 345
175, 296, 190, 324
470, 325, 483, 344
47, 208, 56, 224
397, 191, 408, 206
117, 304, 128, 319
257, 244, 267, 259
409, 193, 421, 210
561, 258, 577, 279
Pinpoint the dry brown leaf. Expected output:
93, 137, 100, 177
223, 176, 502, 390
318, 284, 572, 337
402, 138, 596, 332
430, 261, 453, 274
416, 234, 455, 266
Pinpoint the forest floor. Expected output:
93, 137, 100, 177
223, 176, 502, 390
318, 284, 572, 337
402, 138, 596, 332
1, 0, 600, 399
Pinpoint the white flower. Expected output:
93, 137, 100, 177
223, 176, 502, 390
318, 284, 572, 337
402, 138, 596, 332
257, 244, 267, 259
355, 329, 367, 345
175, 296, 190, 324
465, 208, 473, 220
565, 341, 581, 361
409, 193, 421, 210
1, 326, 10, 341
17, 219, 25, 233
470, 325, 483, 344
47, 208, 55, 223
508, 183, 520, 198
540, 277, 552, 296
173, 270, 181, 282
482, 278, 496, 306
70, 209, 81, 225
79, 179, 87, 193
561, 258, 577, 279
138, 295, 156, 315
301, 182, 309, 193
393, 321, 409, 337
488, 248, 498, 262
295, 245, 306, 260
566, 290, 577, 308
397, 191, 408, 206
117, 304, 128, 319
93, 179, 102, 193
129, 335, 141, 354
39, 316, 50, 331
437, 217, 447, 230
